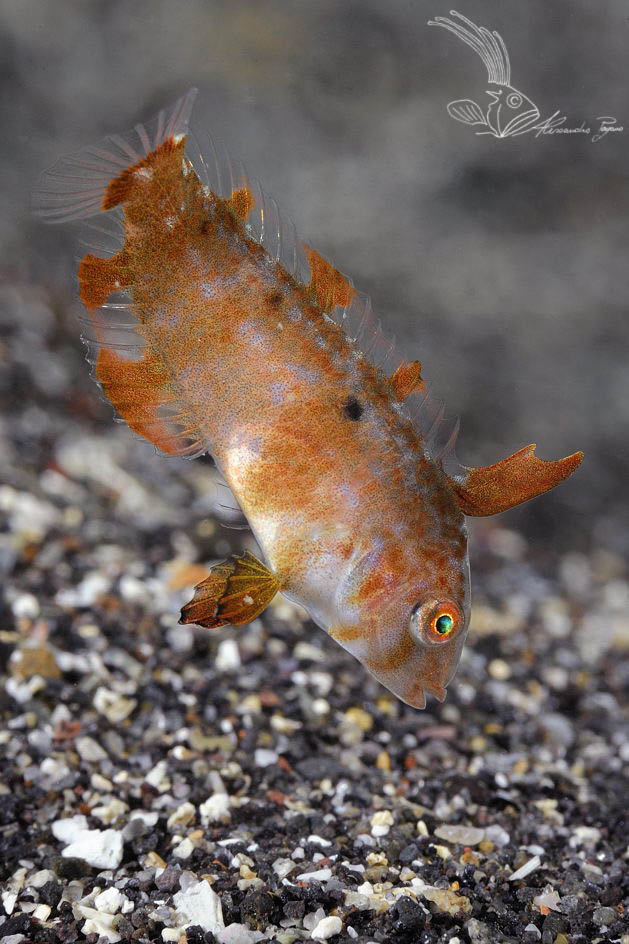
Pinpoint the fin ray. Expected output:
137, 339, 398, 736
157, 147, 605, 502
449, 444, 584, 516
179, 551, 280, 628
32, 88, 198, 223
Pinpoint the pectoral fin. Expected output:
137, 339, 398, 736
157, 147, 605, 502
447, 99, 487, 126
179, 551, 281, 628
449, 444, 584, 517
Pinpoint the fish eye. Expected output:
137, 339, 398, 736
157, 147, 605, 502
507, 92, 522, 108
409, 599, 463, 646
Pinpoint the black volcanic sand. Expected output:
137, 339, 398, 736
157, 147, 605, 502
0, 283, 627, 943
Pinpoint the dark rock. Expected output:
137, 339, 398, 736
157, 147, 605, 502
240, 889, 278, 930
154, 867, 181, 892
38, 879, 63, 908
386, 896, 426, 940
48, 856, 92, 879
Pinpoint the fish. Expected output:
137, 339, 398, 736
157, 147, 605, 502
428, 10, 541, 138
32, 89, 583, 708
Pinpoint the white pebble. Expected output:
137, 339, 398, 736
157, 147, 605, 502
56, 572, 110, 608
200, 792, 231, 824
173, 837, 195, 859
484, 824, 511, 847
91, 798, 128, 825
370, 810, 393, 837
254, 748, 278, 768
218, 924, 266, 944
63, 828, 124, 870
52, 815, 89, 843
173, 880, 224, 933
434, 824, 485, 846
11, 593, 40, 619
509, 855, 542, 882
216, 638, 241, 671
32, 904, 52, 921
167, 801, 196, 830
533, 889, 561, 912
77, 905, 121, 943
94, 887, 126, 914
144, 759, 171, 791
76, 735, 108, 762
296, 867, 333, 882
93, 686, 137, 724
307, 834, 332, 847
311, 915, 343, 941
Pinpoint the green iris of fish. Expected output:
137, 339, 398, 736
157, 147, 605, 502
436, 614, 454, 635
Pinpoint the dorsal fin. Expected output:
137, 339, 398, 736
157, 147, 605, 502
33, 88, 454, 458
32, 89, 198, 223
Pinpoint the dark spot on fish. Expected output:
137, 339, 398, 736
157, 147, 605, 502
343, 396, 364, 421
200, 219, 211, 235
266, 291, 283, 308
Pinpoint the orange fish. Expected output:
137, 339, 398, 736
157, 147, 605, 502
33, 90, 583, 708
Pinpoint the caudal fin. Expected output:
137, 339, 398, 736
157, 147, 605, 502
31, 88, 198, 223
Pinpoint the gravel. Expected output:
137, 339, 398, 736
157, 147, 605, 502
1, 285, 628, 944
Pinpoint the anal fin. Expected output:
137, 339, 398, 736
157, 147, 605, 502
179, 551, 280, 628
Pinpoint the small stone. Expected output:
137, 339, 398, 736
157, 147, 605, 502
523, 924, 541, 940
200, 792, 231, 823
11, 645, 59, 679
371, 809, 394, 837
254, 748, 278, 767
92, 797, 128, 825
509, 855, 542, 881
11, 592, 40, 619
154, 867, 182, 892
63, 828, 124, 869
144, 759, 171, 792
167, 801, 196, 830
488, 658, 511, 680
528, 888, 560, 911
173, 879, 224, 934
76, 904, 121, 943
76, 735, 108, 762
484, 824, 510, 847
218, 924, 265, 944
343, 707, 373, 732
93, 686, 137, 723
311, 915, 342, 941
94, 887, 127, 914
52, 815, 89, 843
296, 867, 333, 882
216, 638, 241, 671
592, 906, 617, 926
414, 881, 472, 916
173, 837, 195, 859
32, 903, 52, 921
434, 824, 485, 846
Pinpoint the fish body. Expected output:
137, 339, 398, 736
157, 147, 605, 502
33, 90, 582, 708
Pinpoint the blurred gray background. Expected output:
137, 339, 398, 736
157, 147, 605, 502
1, 0, 628, 552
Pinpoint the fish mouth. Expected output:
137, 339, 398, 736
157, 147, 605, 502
501, 107, 540, 137
422, 679, 447, 703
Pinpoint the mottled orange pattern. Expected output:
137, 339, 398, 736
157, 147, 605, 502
34, 91, 583, 708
